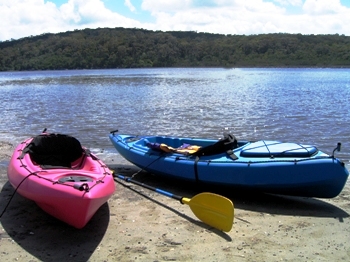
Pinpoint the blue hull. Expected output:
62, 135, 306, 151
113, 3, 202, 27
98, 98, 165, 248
109, 133, 349, 198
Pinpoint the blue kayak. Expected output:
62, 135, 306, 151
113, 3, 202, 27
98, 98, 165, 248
109, 132, 349, 198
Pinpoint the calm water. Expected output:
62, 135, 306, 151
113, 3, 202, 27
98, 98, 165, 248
0, 68, 349, 170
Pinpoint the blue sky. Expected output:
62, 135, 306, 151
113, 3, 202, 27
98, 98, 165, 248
1, 0, 350, 41
103, 0, 155, 23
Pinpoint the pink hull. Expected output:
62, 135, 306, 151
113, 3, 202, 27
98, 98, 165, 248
7, 138, 116, 229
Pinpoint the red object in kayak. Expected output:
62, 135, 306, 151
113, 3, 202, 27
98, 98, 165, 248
7, 133, 115, 229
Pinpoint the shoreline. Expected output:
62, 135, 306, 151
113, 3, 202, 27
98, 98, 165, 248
1, 141, 349, 261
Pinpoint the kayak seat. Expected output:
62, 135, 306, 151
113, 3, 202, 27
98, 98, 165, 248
23, 134, 84, 168
144, 133, 238, 157
144, 139, 201, 155
191, 133, 238, 157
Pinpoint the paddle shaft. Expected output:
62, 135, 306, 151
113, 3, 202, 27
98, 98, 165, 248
115, 174, 234, 232
116, 174, 183, 202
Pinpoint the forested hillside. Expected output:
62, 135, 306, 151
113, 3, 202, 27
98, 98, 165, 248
1, 27, 349, 71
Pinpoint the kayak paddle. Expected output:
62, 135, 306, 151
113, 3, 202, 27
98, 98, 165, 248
115, 174, 234, 232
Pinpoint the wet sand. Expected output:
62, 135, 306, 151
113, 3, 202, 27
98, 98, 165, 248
1, 141, 349, 261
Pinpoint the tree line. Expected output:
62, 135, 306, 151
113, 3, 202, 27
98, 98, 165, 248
0, 27, 349, 71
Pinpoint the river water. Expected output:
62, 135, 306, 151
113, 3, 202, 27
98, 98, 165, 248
0, 68, 349, 171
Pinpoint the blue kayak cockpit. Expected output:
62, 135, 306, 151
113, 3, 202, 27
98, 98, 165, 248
239, 140, 318, 158
128, 136, 319, 158
132, 136, 319, 159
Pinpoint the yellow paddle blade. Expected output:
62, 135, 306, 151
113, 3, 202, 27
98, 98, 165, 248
182, 192, 234, 232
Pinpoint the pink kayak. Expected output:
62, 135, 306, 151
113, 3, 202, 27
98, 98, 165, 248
7, 132, 116, 229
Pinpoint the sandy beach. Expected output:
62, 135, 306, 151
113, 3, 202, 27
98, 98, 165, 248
1, 140, 349, 262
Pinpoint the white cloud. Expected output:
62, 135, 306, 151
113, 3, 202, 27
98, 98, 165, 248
60, 0, 118, 23
142, 0, 287, 34
141, 0, 192, 13
124, 0, 136, 12
0, 0, 62, 40
303, 0, 346, 15
142, 0, 350, 35
0, 0, 349, 41
0, 0, 143, 41
273, 0, 303, 6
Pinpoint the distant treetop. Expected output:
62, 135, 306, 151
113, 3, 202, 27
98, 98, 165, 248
0, 27, 349, 71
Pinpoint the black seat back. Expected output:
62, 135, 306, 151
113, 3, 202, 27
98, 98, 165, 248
26, 134, 83, 168
191, 133, 237, 157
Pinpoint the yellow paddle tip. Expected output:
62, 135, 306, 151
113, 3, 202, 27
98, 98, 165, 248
183, 192, 234, 232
